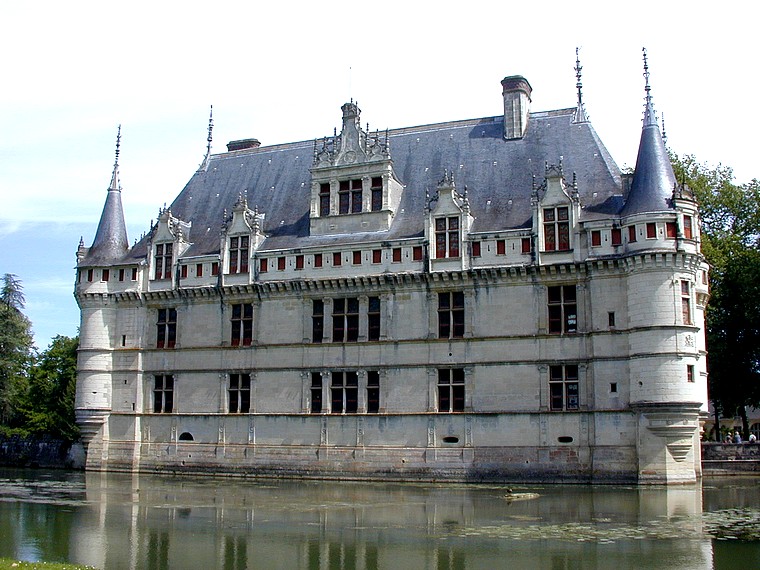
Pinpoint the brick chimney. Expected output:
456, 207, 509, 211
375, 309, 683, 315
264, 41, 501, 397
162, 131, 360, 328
501, 76, 532, 140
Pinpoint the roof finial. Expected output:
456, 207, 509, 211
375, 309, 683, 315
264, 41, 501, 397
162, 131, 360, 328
642, 47, 657, 127
573, 47, 588, 123
109, 125, 121, 191
198, 105, 214, 172
662, 112, 668, 145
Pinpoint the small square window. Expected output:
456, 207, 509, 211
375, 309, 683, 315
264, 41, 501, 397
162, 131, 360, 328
211, 262, 219, 276
392, 248, 402, 263
101, 269, 109, 282
295, 255, 304, 270
277, 257, 286, 271
196, 263, 203, 277
353, 251, 362, 265
496, 240, 506, 255
314, 253, 323, 268
180, 265, 187, 279
521, 237, 531, 254
471, 241, 481, 257
412, 246, 423, 261
333, 252, 342, 266
611, 228, 622, 246
259, 258, 268, 273
646, 223, 657, 239
591, 231, 601, 247
666, 222, 677, 239
610, 382, 618, 393
372, 249, 382, 264
628, 226, 637, 243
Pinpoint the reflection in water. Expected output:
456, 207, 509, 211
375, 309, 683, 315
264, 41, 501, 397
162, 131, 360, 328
1, 469, 759, 569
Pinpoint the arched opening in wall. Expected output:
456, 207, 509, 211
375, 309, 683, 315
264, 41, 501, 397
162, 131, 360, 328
178, 432, 194, 442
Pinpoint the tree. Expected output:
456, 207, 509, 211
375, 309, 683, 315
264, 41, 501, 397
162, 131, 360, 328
671, 154, 760, 438
0, 274, 34, 427
21, 335, 79, 441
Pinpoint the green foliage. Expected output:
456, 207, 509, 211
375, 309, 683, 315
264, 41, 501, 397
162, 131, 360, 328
0, 274, 34, 426
21, 335, 80, 441
671, 154, 760, 432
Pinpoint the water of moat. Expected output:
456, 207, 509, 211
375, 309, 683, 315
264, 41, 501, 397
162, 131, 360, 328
1, 468, 759, 570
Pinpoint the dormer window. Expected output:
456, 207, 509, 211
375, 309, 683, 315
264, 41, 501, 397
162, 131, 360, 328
371, 177, 382, 211
228, 236, 249, 274
154, 243, 173, 280
543, 207, 570, 251
435, 217, 460, 258
339, 179, 363, 214
319, 183, 330, 216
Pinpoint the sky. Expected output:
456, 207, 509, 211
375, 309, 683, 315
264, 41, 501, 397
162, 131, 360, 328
0, 1, 757, 349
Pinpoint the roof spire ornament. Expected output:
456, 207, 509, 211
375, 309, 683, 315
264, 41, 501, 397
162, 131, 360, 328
109, 125, 122, 191
198, 105, 214, 172
642, 47, 657, 127
572, 47, 589, 123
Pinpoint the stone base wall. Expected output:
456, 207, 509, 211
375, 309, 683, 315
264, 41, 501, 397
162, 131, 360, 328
702, 442, 760, 475
0, 436, 85, 469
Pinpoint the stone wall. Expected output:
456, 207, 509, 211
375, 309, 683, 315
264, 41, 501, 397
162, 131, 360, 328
702, 442, 760, 474
0, 435, 85, 469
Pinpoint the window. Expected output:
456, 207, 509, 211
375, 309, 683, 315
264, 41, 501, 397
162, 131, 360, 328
521, 237, 531, 254
372, 249, 382, 264
438, 368, 465, 412
496, 240, 506, 255
312, 300, 324, 343
295, 255, 304, 270
371, 177, 382, 211
277, 257, 286, 271
101, 269, 109, 281
333, 252, 342, 266
180, 265, 187, 279
331, 371, 358, 413
333, 298, 359, 342
339, 179, 363, 214
686, 365, 695, 383
367, 297, 380, 341
367, 371, 380, 413
87, 269, 94, 282
435, 217, 460, 258
310, 372, 322, 413
608, 311, 616, 328
228, 373, 251, 413
684, 215, 693, 239
628, 226, 637, 243
353, 251, 362, 265
314, 253, 323, 268
131, 267, 138, 281
549, 365, 579, 411
413, 246, 423, 261
231, 303, 253, 347
153, 375, 174, 413
392, 248, 402, 262
211, 262, 219, 276
666, 222, 677, 239
157, 308, 177, 349
471, 241, 481, 257
119, 268, 125, 281
543, 207, 570, 251
259, 258, 268, 273
196, 263, 203, 277
154, 243, 173, 279
438, 291, 465, 339
681, 281, 692, 325
611, 228, 622, 246
548, 285, 577, 334
351, 179, 362, 213
610, 382, 618, 393
319, 182, 330, 216
229, 236, 249, 274
646, 222, 657, 239
590, 231, 601, 247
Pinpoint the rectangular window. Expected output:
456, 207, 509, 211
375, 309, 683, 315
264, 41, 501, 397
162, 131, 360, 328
228, 373, 251, 413
549, 365, 579, 411
87, 269, 94, 282
611, 228, 622, 246
367, 371, 380, 413
666, 222, 677, 239
118, 268, 125, 281
154, 243, 173, 280
333, 252, 342, 267
438, 368, 465, 412
211, 262, 219, 276
339, 180, 350, 214
331, 371, 358, 413
628, 226, 637, 243
687, 365, 695, 383
231, 303, 253, 347
646, 222, 657, 239
180, 265, 187, 279
101, 269, 109, 282
295, 255, 304, 270
543, 207, 570, 251
371, 177, 383, 211
314, 253, 323, 268
196, 263, 203, 277
608, 311, 616, 328
438, 291, 465, 339
277, 257, 286, 271
548, 285, 577, 334
351, 179, 362, 213
259, 258, 268, 273
353, 251, 362, 265
153, 375, 174, 413
435, 217, 460, 258
413, 246, 423, 261
157, 308, 177, 349
310, 372, 322, 413
392, 248, 402, 262
471, 241, 481, 257
333, 298, 359, 342
591, 230, 601, 247
312, 300, 324, 343
521, 237, 531, 254
681, 281, 692, 325
684, 215, 693, 239
131, 267, 138, 281
496, 240, 506, 255
229, 236, 249, 274
367, 296, 381, 341
372, 249, 382, 264
319, 182, 331, 217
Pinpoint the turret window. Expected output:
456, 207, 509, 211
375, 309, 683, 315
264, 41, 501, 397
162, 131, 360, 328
684, 216, 693, 239
435, 217, 460, 258
681, 281, 692, 325
229, 236, 249, 274
543, 207, 570, 251
154, 243, 173, 280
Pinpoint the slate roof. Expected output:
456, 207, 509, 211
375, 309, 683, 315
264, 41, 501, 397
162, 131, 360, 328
111, 107, 625, 264
80, 166, 129, 267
